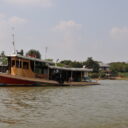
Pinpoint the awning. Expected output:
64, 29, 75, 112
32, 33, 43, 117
48, 66, 92, 72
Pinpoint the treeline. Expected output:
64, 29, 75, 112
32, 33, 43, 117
56, 59, 128, 78
110, 62, 128, 77
58, 57, 100, 73
110, 62, 128, 72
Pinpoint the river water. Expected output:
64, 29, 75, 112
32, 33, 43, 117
0, 80, 128, 128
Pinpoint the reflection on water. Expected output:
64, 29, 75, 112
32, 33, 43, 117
0, 80, 128, 128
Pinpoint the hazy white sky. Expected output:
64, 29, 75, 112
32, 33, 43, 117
0, 0, 128, 62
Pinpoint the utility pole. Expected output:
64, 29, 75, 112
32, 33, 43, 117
45, 47, 48, 60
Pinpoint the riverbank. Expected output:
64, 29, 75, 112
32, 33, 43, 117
112, 76, 128, 80
93, 76, 128, 81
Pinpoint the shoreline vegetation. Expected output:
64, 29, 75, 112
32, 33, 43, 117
93, 73, 128, 80
90, 72, 128, 80
94, 77, 128, 81
93, 75, 128, 80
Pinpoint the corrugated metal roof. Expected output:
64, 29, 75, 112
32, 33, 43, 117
99, 62, 110, 67
7, 54, 93, 72
7, 54, 54, 64
49, 66, 92, 72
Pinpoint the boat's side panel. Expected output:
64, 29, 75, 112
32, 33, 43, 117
0, 74, 99, 86
11, 57, 35, 78
0, 75, 35, 85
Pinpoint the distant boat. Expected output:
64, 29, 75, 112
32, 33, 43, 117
0, 54, 99, 86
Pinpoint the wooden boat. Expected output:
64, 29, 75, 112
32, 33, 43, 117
0, 54, 99, 86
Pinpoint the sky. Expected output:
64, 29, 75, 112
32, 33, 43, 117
0, 0, 128, 63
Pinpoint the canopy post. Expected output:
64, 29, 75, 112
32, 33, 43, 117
71, 71, 73, 82
81, 71, 82, 81
48, 67, 49, 80
34, 61, 35, 72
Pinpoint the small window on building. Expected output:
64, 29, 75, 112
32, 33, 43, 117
11, 60, 15, 67
23, 62, 29, 69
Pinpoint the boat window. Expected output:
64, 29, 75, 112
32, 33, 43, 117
16, 60, 22, 68
30, 61, 46, 74
43, 68, 48, 74
34, 62, 43, 74
23, 62, 29, 69
30, 61, 34, 71
11, 60, 15, 67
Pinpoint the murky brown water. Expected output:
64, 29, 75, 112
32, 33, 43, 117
0, 80, 128, 128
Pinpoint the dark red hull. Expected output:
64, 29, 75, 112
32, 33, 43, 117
0, 74, 99, 86
0, 75, 36, 85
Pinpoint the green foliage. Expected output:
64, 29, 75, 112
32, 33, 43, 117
70, 61, 83, 68
26, 49, 41, 59
109, 62, 128, 77
45, 59, 53, 62
60, 60, 83, 68
83, 57, 100, 72
59, 58, 100, 71
18, 49, 24, 56
99, 71, 106, 78
57, 63, 65, 67
89, 72, 99, 78
118, 72, 128, 77
0, 51, 8, 65
110, 62, 128, 73
60, 60, 72, 67
89, 71, 107, 78
0, 51, 5, 56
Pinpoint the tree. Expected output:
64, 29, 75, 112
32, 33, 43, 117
45, 59, 53, 62
84, 57, 100, 72
0, 51, 8, 65
17, 49, 24, 56
110, 62, 128, 73
60, 60, 83, 68
70, 61, 83, 68
0, 51, 5, 56
26, 49, 41, 59
60, 60, 72, 66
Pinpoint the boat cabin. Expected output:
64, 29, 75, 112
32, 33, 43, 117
7, 54, 54, 79
48, 66, 92, 82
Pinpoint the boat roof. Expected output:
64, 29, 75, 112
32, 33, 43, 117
7, 54, 54, 64
49, 65, 92, 72
7, 54, 92, 72
99, 62, 110, 68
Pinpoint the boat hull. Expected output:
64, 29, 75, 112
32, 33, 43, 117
0, 75, 36, 86
0, 73, 59, 86
0, 74, 99, 86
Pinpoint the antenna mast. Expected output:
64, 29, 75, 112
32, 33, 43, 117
12, 27, 16, 54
